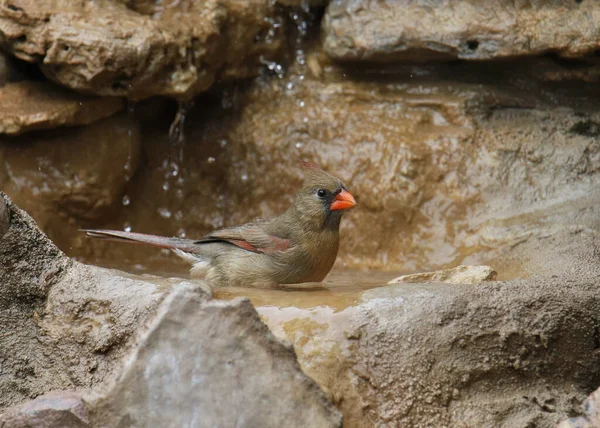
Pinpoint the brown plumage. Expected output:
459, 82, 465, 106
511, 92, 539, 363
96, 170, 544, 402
83, 162, 356, 288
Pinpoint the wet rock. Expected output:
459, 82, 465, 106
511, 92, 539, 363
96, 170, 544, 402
0, 81, 124, 135
0, 0, 286, 100
322, 0, 600, 62
0, 391, 89, 428
388, 265, 497, 285
0, 112, 140, 230
86, 282, 342, 427
247, 231, 600, 427
0, 192, 170, 411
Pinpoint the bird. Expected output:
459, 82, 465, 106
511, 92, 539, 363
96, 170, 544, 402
83, 162, 356, 288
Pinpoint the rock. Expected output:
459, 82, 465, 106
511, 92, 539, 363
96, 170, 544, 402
86, 282, 342, 427
0, 192, 171, 411
235, 231, 600, 427
322, 0, 600, 62
0, 81, 124, 135
0, 0, 286, 100
559, 387, 600, 428
0, 193, 341, 426
388, 265, 497, 285
0, 391, 89, 428
0, 112, 140, 230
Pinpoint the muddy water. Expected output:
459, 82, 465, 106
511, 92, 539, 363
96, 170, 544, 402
215, 270, 400, 311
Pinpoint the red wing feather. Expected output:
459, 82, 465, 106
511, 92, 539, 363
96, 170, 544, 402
199, 224, 291, 254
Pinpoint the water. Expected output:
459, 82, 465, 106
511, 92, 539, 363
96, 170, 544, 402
215, 270, 401, 311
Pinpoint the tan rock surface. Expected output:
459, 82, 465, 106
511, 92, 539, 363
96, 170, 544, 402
0, 112, 140, 230
218, 231, 600, 427
87, 283, 342, 427
0, 0, 286, 99
323, 0, 600, 62
388, 265, 497, 285
0, 81, 124, 135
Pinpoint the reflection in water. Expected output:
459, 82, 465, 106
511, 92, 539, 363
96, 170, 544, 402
215, 270, 400, 311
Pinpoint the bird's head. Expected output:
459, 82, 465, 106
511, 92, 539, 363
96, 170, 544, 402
291, 161, 356, 231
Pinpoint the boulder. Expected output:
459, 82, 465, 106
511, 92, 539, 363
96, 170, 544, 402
218, 231, 600, 427
0, 81, 124, 135
0, 192, 170, 410
322, 0, 600, 62
0, 193, 342, 427
86, 283, 342, 427
0, 0, 286, 100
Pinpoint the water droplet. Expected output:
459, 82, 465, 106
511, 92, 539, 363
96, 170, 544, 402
124, 223, 132, 232
177, 228, 186, 238
162, 182, 170, 191
158, 207, 172, 219
299, 74, 305, 80
122, 195, 131, 206
207, 156, 216, 164
299, 100, 305, 107
296, 142, 303, 148
286, 82, 294, 90
241, 173, 248, 182
303, 117, 308, 123
219, 139, 228, 148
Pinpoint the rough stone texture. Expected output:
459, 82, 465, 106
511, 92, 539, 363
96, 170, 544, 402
559, 387, 600, 428
0, 111, 141, 242
0, 0, 286, 100
0, 391, 89, 428
0, 81, 124, 135
388, 265, 497, 285
322, 0, 600, 62
86, 282, 342, 427
238, 231, 600, 427
0, 192, 170, 411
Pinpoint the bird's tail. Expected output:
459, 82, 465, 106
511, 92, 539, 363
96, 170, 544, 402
82, 229, 203, 255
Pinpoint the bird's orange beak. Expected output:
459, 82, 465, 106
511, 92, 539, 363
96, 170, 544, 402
330, 189, 356, 211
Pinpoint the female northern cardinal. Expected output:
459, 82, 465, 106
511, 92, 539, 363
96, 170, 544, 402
83, 163, 356, 288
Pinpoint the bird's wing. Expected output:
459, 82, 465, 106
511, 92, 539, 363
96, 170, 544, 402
197, 222, 292, 255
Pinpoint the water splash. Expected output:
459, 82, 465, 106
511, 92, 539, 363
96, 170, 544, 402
169, 100, 193, 146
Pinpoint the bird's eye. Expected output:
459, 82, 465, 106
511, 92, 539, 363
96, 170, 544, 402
317, 189, 327, 198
